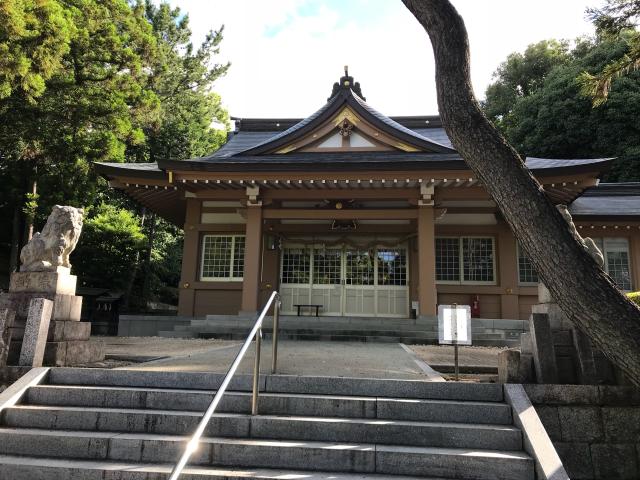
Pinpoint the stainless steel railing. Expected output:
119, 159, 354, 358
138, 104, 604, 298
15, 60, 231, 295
168, 291, 281, 480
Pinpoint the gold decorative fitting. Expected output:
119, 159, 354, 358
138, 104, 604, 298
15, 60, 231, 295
344, 81, 350, 86
183, 282, 190, 289
395, 142, 420, 152
275, 144, 298, 154
333, 107, 360, 126
338, 119, 354, 138
335, 202, 343, 210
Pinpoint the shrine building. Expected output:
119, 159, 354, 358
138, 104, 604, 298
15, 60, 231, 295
96, 71, 640, 322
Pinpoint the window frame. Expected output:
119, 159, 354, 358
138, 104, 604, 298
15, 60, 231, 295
435, 236, 497, 286
199, 234, 246, 282
593, 237, 633, 291
517, 243, 539, 286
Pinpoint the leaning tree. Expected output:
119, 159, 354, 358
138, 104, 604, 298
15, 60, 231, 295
402, 0, 640, 386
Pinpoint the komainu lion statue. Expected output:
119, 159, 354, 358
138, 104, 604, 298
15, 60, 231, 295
557, 204, 604, 267
19, 205, 84, 272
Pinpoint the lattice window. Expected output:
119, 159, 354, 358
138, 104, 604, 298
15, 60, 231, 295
436, 238, 460, 282
436, 237, 495, 284
594, 238, 632, 290
377, 248, 407, 286
518, 243, 539, 284
281, 248, 311, 284
313, 249, 341, 285
232, 237, 245, 278
463, 238, 494, 282
345, 249, 374, 286
201, 235, 245, 280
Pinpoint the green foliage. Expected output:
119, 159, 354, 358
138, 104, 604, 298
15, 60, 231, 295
1, 0, 229, 308
580, 0, 640, 105
146, 218, 182, 304
628, 291, 640, 307
134, 1, 230, 162
483, 35, 640, 182
0, 0, 161, 224
483, 40, 572, 128
71, 204, 146, 291
0, 0, 75, 101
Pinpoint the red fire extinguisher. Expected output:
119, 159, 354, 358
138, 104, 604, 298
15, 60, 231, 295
471, 294, 480, 318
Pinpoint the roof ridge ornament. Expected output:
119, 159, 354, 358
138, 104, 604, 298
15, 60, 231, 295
328, 65, 366, 102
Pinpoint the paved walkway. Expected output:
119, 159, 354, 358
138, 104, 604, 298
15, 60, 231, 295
114, 340, 445, 381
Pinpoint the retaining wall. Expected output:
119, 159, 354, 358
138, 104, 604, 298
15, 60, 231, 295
524, 384, 640, 480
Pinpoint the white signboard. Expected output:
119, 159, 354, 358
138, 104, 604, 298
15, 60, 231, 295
438, 304, 472, 345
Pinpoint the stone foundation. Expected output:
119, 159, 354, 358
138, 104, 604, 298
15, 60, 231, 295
0, 271, 103, 367
525, 384, 640, 480
499, 284, 619, 385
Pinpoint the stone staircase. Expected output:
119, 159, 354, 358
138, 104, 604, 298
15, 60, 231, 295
158, 315, 527, 347
0, 368, 535, 479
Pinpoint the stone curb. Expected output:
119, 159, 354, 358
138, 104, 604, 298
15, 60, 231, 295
504, 383, 569, 480
0, 367, 49, 414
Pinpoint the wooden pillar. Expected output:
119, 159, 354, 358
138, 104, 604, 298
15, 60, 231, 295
417, 205, 437, 317
178, 198, 201, 316
240, 203, 263, 314
498, 222, 520, 319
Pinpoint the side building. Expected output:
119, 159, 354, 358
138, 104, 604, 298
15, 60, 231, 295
96, 72, 640, 322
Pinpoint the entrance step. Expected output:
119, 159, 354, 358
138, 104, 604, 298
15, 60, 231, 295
25, 385, 513, 424
156, 315, 526, 347
0, 429, 532, 479
0, 456, 491, 480
2, 406, 521, 450
0, 368, 535, 480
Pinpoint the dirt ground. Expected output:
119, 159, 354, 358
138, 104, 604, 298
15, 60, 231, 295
99, 336, 237, 359
408, 344, 505, 367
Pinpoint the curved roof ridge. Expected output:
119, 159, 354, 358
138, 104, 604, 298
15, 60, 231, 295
235, 93, 342, 155
348, 91, 452, 150
231, 88, 455, 156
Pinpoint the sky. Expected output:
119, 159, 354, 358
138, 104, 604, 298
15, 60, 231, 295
166, 0, 599, 118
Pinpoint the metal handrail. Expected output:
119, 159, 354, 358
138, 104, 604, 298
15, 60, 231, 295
168, 291, 281, 480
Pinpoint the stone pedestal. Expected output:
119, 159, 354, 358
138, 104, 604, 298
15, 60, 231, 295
0, 270, 104, 366
500, 283, 612, 385
529, 313, 559, 384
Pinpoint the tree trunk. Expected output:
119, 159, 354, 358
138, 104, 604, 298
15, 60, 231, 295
141, 213, 156, 304
8, 199, 23, 273
124, 208, 146, 310
402, 0, 640, 386
25, 178, 37, 242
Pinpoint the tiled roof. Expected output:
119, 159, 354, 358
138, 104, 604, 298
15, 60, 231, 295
569, 183, 640, 217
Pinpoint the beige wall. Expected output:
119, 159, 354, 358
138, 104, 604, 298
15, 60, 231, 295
178, 198, 640, 319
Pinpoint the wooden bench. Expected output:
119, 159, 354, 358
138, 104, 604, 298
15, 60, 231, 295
294, 304, 322, 317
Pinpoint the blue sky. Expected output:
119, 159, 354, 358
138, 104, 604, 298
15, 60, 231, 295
167, 0, 598, 118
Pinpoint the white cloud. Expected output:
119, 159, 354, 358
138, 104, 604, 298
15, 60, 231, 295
166, 0, 597, 118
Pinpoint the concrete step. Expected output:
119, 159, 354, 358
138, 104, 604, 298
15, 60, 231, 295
0, 455, 473, 480
25, 385, 513, 424
186, 325, 436, 337
2, 406, 522, 451
0, 429, 534, 479
47, 369, 505, 401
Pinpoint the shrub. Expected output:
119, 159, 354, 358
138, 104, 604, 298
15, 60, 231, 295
628, 292, 640, 307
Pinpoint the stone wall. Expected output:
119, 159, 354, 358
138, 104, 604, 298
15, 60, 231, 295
524, 384, 640, 480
